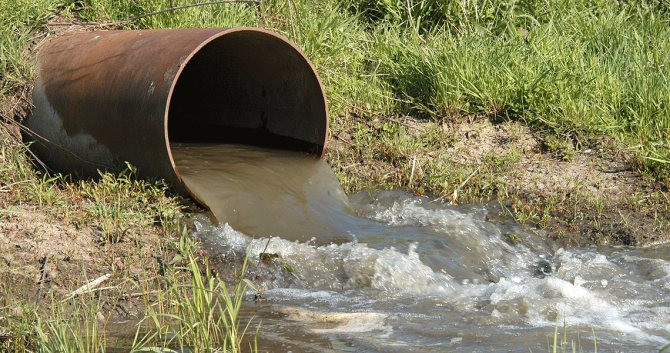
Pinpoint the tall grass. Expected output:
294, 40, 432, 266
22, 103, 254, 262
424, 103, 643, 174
1, 0, 669, 177
0, 3, 668, 351
542, 319, 598, 353
0, 0, 61, 98
0, 283, 107, 353
33, 297, 107, 353
132, 255, 256, 352
346, 0, 553, 34
361, 1, 670, 172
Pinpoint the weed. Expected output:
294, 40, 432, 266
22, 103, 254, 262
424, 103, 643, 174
33, 297, 107, 353
534, 319, 598, 353
132, 245, 257, 353
543, 135, 576, 161
3, 0, 670, 178
503, 232, 520, 246
1, 1, 669, 351
0, 290, 106, 353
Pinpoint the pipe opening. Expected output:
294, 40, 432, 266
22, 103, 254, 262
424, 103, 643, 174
167, 29, 327, 156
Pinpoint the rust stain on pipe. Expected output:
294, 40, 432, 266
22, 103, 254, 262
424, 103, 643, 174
26, 28, 328, 200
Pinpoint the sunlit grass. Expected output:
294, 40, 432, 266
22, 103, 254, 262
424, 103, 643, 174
67, 0, 670, 178
132, 251, 257, 352
540, 319, 598, 353
72, 164, 183, 243
33, 297, 107, 353
2, 0, 669, 189
0, 0, 61, 98
0, 130, 184, 244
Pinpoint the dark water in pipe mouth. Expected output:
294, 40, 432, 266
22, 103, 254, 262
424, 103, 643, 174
172, 143, 670, 352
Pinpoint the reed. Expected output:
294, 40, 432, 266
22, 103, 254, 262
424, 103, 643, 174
131, 252, 257, 353
530, 319, 598, 353
32, 297, 107, 353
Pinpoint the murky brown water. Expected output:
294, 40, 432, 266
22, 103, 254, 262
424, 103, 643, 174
169, 143, 670, 352
171, 143, 356, 243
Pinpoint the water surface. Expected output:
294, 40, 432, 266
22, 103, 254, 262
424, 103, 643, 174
174, 143, 670, 352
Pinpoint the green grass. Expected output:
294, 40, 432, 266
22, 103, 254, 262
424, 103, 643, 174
540, 319, 598, 353
0, 0, 669, 348
0, 128, 184, 244
32, 297, 107, 353
2, 0, 670, 192
72, 164, 183, 243
2, 1, 670, 178
0, 0, 61, 98
131, 252, 256, 352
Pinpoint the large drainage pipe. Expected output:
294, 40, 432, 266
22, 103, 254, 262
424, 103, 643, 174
26, 28, 328, 200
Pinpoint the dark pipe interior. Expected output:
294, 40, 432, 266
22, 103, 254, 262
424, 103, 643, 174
167, 30, 327, 154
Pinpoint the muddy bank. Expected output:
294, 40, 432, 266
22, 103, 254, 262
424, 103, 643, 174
328, 114, 670, 246
0, 126, 190, 337
0, 204, 164, 310
1, 74, 668, 315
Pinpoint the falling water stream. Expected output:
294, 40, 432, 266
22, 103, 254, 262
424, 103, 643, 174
171, 143, 670, 352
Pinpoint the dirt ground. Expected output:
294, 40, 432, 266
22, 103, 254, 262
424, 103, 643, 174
0, 196, 177, 320
451, 119, 668, 245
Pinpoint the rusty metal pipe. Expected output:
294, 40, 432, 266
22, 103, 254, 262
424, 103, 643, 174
26, 28, 328, 199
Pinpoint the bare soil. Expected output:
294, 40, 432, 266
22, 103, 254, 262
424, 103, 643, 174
458, 119, 669, 246
0, 196, 174, 319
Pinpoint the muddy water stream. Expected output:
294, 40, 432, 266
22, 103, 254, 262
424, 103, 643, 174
172, 143, 670, 352
173, 144, 356, 243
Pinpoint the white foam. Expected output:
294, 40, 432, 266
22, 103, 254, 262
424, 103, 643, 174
194, 217, 457, 295
192, 193, 670, 347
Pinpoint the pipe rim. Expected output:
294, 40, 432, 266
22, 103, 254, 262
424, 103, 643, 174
163, 27, 329, 204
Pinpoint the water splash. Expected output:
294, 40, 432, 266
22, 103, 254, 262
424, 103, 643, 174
193, 193, 670, 351
173, 144, 669, 351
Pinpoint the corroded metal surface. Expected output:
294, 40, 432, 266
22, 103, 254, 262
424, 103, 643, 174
27, 28, 328, 198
